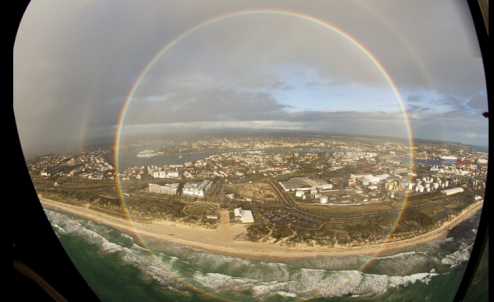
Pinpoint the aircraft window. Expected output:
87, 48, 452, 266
13, 1, 488, 301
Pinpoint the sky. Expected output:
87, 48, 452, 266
14, 0, 489, 152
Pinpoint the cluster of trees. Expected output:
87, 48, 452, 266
246, 224, 271, 241
246, 207, 443, 247
393, 210, 436, 234
37, 188, 100, 205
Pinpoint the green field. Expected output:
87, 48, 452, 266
184, 204, 216, 216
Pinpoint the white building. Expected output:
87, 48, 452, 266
363, 174, 389, 184
234, 207, 254, 223
183, 180, 213, 198
441, 187, 464, 196
148, 183, 179, 195
152, 170, 180, 179
278, 177, 329, 191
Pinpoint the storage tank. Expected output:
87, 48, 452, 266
319, 196, 329, 204
445, 180, 449, 187
295, 190, 304, 198
433, 183, 439, 189
426, 187, 431, 192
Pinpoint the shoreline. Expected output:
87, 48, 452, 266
39, 196, 483, 261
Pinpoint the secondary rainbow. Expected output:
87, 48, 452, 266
114, 9, 416, 300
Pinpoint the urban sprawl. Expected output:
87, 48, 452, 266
28, 135, 487, 243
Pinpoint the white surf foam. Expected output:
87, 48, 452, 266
441, 242, 473, 267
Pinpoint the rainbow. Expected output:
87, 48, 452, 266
353, 0, 437, 95
113, 9, 416, 300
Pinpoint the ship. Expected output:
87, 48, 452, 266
137, 150, 157, 158
440, 156, 457, 161
137, 153, 156, 158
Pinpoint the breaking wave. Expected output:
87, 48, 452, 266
441, 242, 474, 268
43, 207, 478, 300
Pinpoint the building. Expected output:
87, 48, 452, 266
234, 207, 254, 223
152, 170, 180, 179
206, 214, 219, 220
394, 168, 408, 174
319, 196, 329, 204
148, 183, 179, 195
350, 173, 372, 179
441, 187, 464, 196
183, 180, 213, 198
278, 177, 329, 192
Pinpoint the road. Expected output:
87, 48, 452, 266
266, 180, 467, 222
217, 181, 225, 204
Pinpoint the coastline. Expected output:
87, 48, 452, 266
39, 196, 483, 261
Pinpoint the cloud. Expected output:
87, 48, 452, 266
123, 87, 289, 125
13, 0, 489, 150
438, 95, 465, 109
467, 93, 488, 111
407, 104, 430, 113
407, 95, 424, 103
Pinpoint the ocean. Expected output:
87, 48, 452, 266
43, 206, 487, 302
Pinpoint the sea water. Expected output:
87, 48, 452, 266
44, 207, 487, 302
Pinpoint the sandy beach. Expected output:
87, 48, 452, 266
39, 196, 483, 261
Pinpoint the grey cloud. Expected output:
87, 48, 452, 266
407, 104, 430, 113
407, 95, 424, 103
123, 88, 289, 125
439, 95, 465, 108
14, 0, 488, 150
467, 94, 488, 111
437, 93, 488, 113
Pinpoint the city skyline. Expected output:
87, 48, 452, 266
14, 0, 488, 152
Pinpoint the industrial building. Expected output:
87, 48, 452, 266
441, 187, 464, 196
319, 195, 329, 204
278, 177, 331, 191
148, 183, 179, 195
